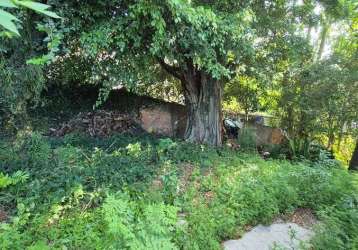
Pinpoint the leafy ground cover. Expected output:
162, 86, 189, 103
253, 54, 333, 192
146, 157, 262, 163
0, 131, 357, 249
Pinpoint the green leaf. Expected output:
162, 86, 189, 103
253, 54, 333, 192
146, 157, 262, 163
16, 1, 61, 18
0, 9, 19, 22
28, 240, 50, 250
37, 10, 61, 19
0, 9, 20, 35
0, 0, 17, 8
26, 54, 52, 65
16, 1, 49, 11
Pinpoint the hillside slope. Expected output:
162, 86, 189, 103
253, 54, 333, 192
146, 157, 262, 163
0, 133, 357, 249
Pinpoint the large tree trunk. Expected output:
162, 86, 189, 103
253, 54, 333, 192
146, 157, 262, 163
349, 140, 358, 171
181, 71, 223, 146
327, 133, 335, 150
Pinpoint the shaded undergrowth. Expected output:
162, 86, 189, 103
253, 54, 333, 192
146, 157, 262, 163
0, 132, 357, 249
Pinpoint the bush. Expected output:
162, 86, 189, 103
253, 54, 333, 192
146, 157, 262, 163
0, 62, 45, 131
0, 171, 29, 189
312, 197, 358, 249
14, 131, 51, 169
267, 139, 343, 170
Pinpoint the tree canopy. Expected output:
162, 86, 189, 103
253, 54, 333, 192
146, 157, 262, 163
1, 0, 357, 149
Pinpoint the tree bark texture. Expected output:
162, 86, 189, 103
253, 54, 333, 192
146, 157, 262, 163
349, 140, 358, 171
181, 72, 223, 146
157, 58, 223, 146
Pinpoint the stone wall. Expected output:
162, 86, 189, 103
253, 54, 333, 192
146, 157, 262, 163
103, 89, 285, 144
139, 102, 187, 138
103, 89, 187, 138
248, 124, 286, 146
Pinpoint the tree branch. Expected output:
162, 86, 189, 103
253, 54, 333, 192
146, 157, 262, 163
157, 57, 183, 81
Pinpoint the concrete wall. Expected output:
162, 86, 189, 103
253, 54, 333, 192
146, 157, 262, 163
139, 102, 187, 138
246, 124, 286, 146
103, 89, 285, 144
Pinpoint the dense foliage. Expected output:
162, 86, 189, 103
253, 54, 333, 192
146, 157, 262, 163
0, 1, 62, 131
0, 132, 358, 249
0, 1, 357, 249
1, 0, 357, 148
0, 0, 59, 36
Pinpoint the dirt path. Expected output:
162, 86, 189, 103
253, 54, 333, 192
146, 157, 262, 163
223, 209, 317, 250
223, 222, 313, 250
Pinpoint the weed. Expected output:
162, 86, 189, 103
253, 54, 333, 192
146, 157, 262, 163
0, 133, 357, 249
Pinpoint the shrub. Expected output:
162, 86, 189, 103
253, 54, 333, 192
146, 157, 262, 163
102, 193, 179, 249
0, 171, 29, 189
312, 198, 358, 249
15, 131, 51, 169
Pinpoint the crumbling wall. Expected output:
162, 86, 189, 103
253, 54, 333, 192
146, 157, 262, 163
50, 89, 188, 138
247, 124, 286, 146
50, 88, 285, 144
139, 102, 187, 138
105, 89, 188, 138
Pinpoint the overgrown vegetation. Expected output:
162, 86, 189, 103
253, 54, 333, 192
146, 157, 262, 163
0, 132, 357, 249
1, 0, 358, 249
2, 0, 357, 149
